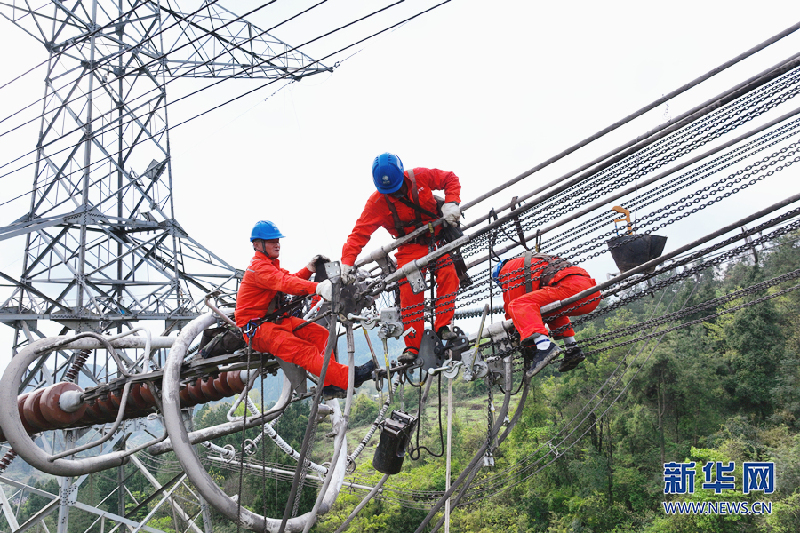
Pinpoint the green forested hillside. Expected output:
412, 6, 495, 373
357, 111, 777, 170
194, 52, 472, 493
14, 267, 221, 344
314, 237, 800, 532
5, 238, 799, 533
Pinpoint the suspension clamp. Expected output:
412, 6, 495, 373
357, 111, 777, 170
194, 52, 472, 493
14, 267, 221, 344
405, 262, 427, 295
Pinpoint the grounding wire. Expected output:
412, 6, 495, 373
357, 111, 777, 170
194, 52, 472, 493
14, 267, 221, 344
0, 0, 300, 184
22, 0, 450, 227
0, 0, 318, 182
0, 57, 48, 93
0, 0, 388, 214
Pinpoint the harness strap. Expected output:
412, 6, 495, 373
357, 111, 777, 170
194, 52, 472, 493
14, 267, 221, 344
243, 293, 303, 338
267, 291, 283, 314
523, 250, 533, 293
510, 196, 530, 250
386, 169, 440, 239
522, 253, 575, 291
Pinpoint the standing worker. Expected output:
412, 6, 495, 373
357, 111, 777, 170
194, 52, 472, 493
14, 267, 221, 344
236, 220, 376, 398
340, 153, 462, 364
493, 251, 601, 376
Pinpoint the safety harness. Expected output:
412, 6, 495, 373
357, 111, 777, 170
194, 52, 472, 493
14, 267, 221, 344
384, 170, 471, 288
243, 293, 305, 339
385, 169, 443, 242
521, 251, 574, 291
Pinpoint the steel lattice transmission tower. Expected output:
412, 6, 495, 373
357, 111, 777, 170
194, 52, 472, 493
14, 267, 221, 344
0, 0, 329, 350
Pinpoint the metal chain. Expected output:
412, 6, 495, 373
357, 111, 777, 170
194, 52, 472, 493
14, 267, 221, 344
583, 267, 800, 349
460, 65, 800, 260
584, 277, 800, 358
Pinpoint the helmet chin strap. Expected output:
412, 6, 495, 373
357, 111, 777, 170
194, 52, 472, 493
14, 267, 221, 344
253, 240, 279, 259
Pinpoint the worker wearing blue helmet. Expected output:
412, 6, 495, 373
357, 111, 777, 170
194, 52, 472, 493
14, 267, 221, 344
237, 220, 377, 398
339, 153, 463, 364
492, 252, 601, 375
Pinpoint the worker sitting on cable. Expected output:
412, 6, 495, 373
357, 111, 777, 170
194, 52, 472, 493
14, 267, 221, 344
236, 220, 376, 398
493, 251, 601, 376
339, 153, 462, 364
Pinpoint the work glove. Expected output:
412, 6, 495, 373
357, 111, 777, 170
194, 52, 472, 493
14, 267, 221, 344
306, 254, 330, 273
315, 279, 333, 301
341, 263, 355, 284
441, 202, 461, 226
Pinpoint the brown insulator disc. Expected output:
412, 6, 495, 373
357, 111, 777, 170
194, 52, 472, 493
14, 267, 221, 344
130, 383, 155, 409
200, 376, 225, 402
226, 371, 246, 394
212, 372, 234, 396
39, 382, 86, 428
186, 378, 205, 404
22, 389, 50, 431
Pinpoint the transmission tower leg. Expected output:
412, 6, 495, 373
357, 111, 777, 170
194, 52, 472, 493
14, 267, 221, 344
129, 455, 205, 533
0, 485, 20, 530
199, 494, 213, 533
57, 477, 71, 533
118, 464, 125, 530
444, 376, 453, 533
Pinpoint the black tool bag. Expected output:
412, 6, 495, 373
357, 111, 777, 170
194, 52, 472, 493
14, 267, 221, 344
372, 410, 419, 474
198, 324, 246, 359
438, 224, 472, 289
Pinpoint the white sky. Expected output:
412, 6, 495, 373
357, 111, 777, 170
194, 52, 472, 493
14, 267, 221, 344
2, 0, 800, 361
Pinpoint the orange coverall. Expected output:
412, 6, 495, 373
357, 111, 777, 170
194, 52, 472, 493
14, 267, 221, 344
497, 255, 601, 341
341, 167, 461, 351
235, 252, 349, 389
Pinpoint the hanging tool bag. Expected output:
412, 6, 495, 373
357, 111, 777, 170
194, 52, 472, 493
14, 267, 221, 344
437, 223, 472, 289
372, 410, 419, 474
198, 324, 246, 359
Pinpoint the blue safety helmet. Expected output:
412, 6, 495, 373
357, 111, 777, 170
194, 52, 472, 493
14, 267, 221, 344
491, 259, 509, 284
250, 220, 285, 242
372, 153, 405, 194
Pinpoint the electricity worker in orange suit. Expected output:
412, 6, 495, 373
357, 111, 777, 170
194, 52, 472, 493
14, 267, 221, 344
493, 251, 602, 376
236, 220, 376, 398
340, 153, 462, 364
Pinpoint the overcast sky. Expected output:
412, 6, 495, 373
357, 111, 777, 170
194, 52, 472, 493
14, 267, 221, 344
1, 0, 800, 360
167, 0, 800, 269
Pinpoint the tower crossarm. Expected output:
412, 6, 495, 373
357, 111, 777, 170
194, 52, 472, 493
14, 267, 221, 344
155, 1, 332, 80
0, 1, 330, 80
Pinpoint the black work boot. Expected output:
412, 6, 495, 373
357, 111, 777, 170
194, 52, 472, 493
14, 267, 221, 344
321, 386, 346, 400
521, 332, 547, 348
321, 361, 377, 400
525, 342, 562, 379
354, 360, 377, 388
558, 343, 585, 372
397, 347, 419, 364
